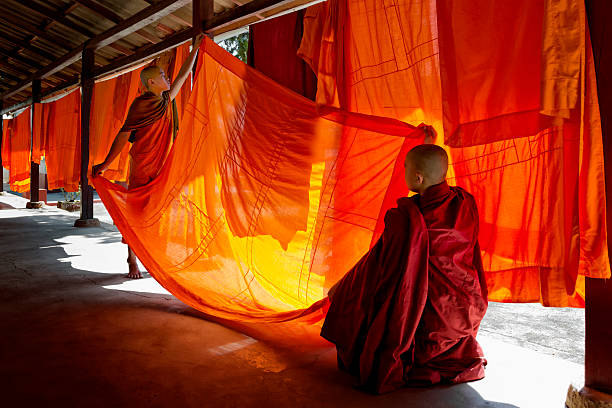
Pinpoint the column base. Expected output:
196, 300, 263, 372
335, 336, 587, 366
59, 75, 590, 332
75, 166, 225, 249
567, 385, 612, 408
25, 201, 44, 209
74, 218, 101, 228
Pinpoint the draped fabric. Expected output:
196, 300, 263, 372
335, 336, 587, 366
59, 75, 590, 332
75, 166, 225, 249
6, 108, 31, 193
299, 0, 609, 306
42, 89, 81, 192
32, 102, 48, 165
248, 10, 317, 100
93, 38, 426, 322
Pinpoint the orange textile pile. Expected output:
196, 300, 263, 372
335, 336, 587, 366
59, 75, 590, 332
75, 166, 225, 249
40, 89, 81, 192
299, 0, 609, 306
93, 38, 427, 322
5, 108, 31, 193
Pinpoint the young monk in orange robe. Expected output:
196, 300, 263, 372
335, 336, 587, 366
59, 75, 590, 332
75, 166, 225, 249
322, 144, 488, 394
92, 35, 203, 279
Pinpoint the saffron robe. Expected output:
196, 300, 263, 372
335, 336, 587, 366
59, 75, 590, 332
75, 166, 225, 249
321, 181, 488, 394
120, 91, 173, 188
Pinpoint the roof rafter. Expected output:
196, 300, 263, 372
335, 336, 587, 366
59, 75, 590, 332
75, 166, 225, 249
0, 32, 58, 62
73, 0, 162, 45
87, 0, 192, 51
0, 14, 75, 52
13, 0, 96, 39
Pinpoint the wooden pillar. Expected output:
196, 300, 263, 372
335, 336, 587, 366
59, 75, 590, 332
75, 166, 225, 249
26, 79, 43, 209
192, 0, 214, 77
74, 47, 100, 227
0, 99, 3, 194
584, 0, 612, 398
193, 0, 214, 33
0, 99, 4, 193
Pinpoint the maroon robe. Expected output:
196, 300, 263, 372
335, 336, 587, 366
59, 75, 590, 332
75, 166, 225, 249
321, 181, 488, 394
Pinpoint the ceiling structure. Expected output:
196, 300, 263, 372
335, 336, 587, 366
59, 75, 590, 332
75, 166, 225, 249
0, 0, 319, 114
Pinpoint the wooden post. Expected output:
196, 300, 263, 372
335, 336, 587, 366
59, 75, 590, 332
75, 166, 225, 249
582, 0, 612, 400
26, 79, 43, 209
193, 0, 213, 35
0, 99, 3, 194
192, 0, 213, 78
74, 47, 100, 227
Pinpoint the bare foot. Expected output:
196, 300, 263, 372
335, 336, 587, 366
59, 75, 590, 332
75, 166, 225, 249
127, 261, 143, 279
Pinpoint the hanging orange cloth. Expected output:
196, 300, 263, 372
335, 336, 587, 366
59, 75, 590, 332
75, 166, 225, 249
31, 102, 49, 165
2, 119, 11, 170
299, 0, 609, 307
93, 38, 426, 322
6, 108, 31, 193
437, 0, 609, 306
44, 89, 81, 192
166, 42, 192, 127
248, 10, 317, 100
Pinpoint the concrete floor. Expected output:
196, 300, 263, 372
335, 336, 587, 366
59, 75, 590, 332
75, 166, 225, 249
0, 192, 584, 407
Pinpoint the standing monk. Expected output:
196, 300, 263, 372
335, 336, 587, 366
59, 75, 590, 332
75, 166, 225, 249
92, 35, 203, 279
322, 144, 488, 394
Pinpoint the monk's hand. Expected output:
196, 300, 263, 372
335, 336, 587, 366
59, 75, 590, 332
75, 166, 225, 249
193, 33, 205, 47
92, 162, 108, 176
419, 124, 437, 144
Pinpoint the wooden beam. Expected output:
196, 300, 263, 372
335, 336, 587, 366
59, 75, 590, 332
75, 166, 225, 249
2, 46, 84, 100
15, 0, 96, 39
73, 0, 123, 23
93, 28, 195, 79
73, 0, 161, 45
0, 48, 44, 70
87, 0, 192, 51
203, 0, 297, 33
74, 47, 99, 227
0, 33, 57, 62
0, 69, 24, 84
0, 14, 74, 52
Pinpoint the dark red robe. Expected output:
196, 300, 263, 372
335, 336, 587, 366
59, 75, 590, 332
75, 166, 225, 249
321, 181, 488, 394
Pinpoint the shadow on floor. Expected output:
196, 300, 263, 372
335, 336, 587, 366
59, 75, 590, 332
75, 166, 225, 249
0, 209, 518, 407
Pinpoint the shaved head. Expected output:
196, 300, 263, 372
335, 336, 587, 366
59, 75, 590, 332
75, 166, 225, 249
404, 144, 448, 193
140, 65, 164, 90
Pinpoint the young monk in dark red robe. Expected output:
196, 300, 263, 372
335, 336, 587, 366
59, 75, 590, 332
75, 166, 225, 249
322, 144, 488, 394
92, 35, 203, 279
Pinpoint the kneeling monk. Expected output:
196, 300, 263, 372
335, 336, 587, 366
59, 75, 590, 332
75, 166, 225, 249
322, 144, 488, 394
92, 34, 203, 278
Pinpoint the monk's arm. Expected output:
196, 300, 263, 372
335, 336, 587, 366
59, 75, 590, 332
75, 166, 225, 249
92, 131, 131, 175
169, 34, 204, 101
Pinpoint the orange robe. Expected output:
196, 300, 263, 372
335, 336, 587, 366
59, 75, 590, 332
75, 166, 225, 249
321, 181, 487, 393
120, 91, 173, 189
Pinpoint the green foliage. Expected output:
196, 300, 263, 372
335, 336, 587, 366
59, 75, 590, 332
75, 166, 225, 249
218, 32, 249, 63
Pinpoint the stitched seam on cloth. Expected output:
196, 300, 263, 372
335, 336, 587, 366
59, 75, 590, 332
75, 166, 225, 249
300, 131, 360, 298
